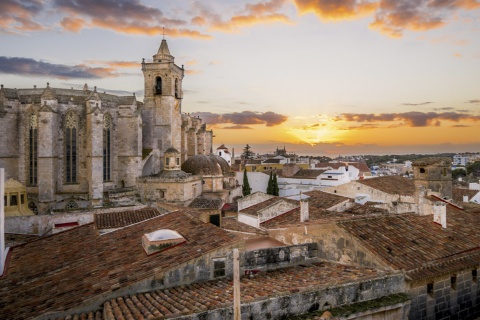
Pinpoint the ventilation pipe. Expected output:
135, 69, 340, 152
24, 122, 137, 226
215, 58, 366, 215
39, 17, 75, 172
433, 201, 447, 229
300, 197, 309, 223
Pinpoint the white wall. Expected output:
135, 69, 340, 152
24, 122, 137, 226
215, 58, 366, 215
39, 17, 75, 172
236, 171, 270, 194
238, 213, 259, 228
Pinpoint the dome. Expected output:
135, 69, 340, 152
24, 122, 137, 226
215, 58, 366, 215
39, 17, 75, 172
182, 154, 230, 175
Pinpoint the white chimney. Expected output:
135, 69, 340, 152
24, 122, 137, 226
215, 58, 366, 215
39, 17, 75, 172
300, 198, 309, 222
433, 201, 447, 229
463, 195, 469, 203
1, 168, 6, 275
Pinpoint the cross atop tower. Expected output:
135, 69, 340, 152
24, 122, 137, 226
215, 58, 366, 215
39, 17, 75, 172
162, 27, 167, 40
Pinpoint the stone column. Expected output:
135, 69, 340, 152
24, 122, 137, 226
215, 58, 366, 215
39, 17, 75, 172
86, 109, 104, 206
37, 107, 56, 203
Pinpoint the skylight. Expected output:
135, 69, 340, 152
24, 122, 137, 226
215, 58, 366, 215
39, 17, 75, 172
142, 229, 185, 255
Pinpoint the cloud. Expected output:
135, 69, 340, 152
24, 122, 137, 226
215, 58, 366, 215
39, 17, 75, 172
402, 101, 433, 106
453, 52, 463, 58
293, 0, 378, 21
0, 56, 126, 79
54, 0, 211, 39
0, 0, 46, 33
192, 0, 292, 33
191, 111, 288, 127
466, 99, 480, 104
370, 0, 480, 38
86, 60, 140, 68
185, 69, 202, 75
223, 125, 253, 129
432, 107, 455, 111
337, 111, 480, 127
451, 124, 471, 127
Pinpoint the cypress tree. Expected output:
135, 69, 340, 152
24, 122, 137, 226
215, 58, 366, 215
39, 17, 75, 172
267, 171, 273, 195
242, 168, 251, 196
273, 172, 279, 196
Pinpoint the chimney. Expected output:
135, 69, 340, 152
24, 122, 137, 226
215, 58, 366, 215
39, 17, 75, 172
433, 201, 447, 229
300, 197, 309, 222
1, 168, 6, 275
463, 195, 469, 203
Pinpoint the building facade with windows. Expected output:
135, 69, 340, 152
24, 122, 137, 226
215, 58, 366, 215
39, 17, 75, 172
0, 39, 213, 214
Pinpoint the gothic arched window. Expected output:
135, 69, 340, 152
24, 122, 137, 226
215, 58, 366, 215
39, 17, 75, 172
175, 78, 179, 98
65, 112, 78, 183
155, 77, 162, 95
28, 114, 38, 185
103, 114, 112, 181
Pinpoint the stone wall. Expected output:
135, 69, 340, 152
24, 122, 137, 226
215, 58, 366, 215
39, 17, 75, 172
243, 243, 318, 272
258, 200, 299, 223
408, 267, 480, 320
267, 223, 391, 269
323, 181, 415, 213
173, 273, 406, 320
4, 205, 146, 236
237, 192, 275, 211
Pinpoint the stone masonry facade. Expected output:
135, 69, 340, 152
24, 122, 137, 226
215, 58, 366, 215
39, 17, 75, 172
0, 40, 213, 213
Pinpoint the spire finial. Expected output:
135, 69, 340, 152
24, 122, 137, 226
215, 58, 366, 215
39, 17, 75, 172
162, 27, 167, 40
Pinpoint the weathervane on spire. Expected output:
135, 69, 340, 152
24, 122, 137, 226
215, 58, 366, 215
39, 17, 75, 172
162, 27, 167, 40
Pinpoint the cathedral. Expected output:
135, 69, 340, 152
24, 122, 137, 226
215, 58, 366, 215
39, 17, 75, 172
0, 39, 215, 214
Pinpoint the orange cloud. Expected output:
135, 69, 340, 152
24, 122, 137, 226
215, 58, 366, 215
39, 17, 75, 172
185, 69, 202, 75
370, 0, 479, 38
60, 17, 88, 33
192, 0, 292, 33
86, 60, 140, 68
453, 52, 463, 58
0, 0, 46, 33
293, 0, 378, 21
54, 0, 211, 39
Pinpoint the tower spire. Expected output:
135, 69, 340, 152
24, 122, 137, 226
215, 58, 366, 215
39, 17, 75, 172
153, 30, 174, 63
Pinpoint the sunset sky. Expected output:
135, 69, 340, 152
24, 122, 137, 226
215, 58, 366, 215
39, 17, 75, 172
1, 0, 480, 156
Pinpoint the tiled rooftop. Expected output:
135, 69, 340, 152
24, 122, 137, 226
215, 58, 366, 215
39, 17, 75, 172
188, 198, 223, 209
239, 197, 299, 217
357, 175, 415, 196
222, 217, 268, 236
69, 262, 387, 320
290, 169, 325, 179
338, 207, 480, 280
260, 204, 385, 229
94, 207, 168, 229
304, 190, 350, 210
0, 210, 240, 319
452, 188, 480, 204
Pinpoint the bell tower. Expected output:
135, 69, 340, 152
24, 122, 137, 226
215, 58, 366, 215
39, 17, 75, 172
141, 38, 184, 173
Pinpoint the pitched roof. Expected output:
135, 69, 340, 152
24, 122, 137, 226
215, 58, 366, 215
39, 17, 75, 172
0, 210, 240, 319
357, 175, 415, 196
82, 262, 387, 319
222, 217, 268, 236
94, 207, 167, 229
452, 188, 480, 203
338, 208, 480, 280
239, 197, 298, 217
290, 169, 325, 179
304, 190, 350, 210
188, 198, 223, 210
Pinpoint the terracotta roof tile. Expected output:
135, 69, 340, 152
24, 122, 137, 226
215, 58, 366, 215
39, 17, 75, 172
304, 190, 350, 210
239, 197, 299, 217
94, 207, 167, 229
357, 175, 415, 196
338, 208, 480, 280
222, 217, 268, 236
0, 210, 240, 319
188, 198, 223, 209
93, 262, 389, 319
452, 188, 480, 204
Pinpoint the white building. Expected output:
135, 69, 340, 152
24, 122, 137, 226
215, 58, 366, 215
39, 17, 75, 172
215, 144, 231, 165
